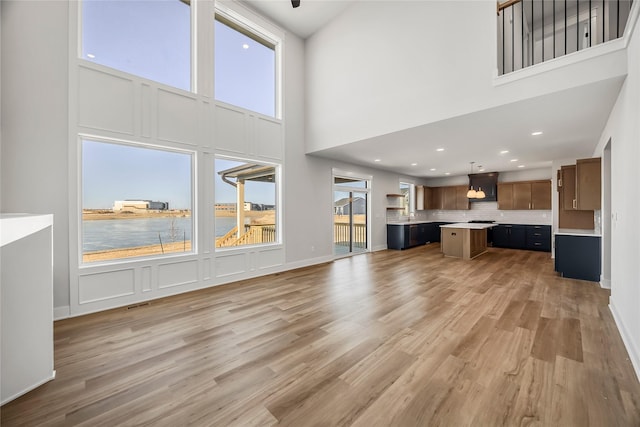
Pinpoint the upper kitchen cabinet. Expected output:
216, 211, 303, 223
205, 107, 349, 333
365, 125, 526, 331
416, 185, 436, 211
497, 183, 513, 210
576, 158, 601, 210
428, 186, 468, 210
557, 167, 595, 229
456, 186, 470, 210
559, 158, 601, 211
498, 180, 551, 210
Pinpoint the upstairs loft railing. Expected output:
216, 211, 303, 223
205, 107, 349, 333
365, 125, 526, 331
498, 0, 634, 75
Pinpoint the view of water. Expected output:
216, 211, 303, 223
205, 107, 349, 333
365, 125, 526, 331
83, 217, 236, 252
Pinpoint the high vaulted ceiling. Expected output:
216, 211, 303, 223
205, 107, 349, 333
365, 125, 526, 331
240, 0, 627, 179
241, 0, 357, 39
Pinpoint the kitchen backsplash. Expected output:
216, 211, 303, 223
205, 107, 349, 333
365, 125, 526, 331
387, 202, 552, 225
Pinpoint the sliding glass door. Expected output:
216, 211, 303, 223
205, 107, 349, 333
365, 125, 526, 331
333, 174, 370, 257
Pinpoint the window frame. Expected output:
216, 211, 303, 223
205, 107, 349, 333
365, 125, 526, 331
213, 4, 282, 119
78, 135, 198, 267
214, 155, 282, 251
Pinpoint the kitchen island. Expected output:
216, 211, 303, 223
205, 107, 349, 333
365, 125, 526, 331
440, 223, 495, 260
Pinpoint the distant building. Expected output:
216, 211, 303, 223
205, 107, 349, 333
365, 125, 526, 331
113, 200, 169, 212
215, 203, 237, 214
334, 197, 366, 215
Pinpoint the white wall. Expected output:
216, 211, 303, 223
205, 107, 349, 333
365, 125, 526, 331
0, 0, 420, 316
594, 5, 640, 378
305, 0, 628, 154
1, 1, 70, 310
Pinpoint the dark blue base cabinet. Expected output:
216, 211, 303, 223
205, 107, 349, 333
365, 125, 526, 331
555, 235, 601, 282
387, 223, 446, 250
492, 224, 551, 252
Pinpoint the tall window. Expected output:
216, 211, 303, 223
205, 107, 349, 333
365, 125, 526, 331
215, 158, 278, 248
82, 139, 194, 263
82, 0, 191, 91
400, 182, 414, 216
214, 14, 277, 117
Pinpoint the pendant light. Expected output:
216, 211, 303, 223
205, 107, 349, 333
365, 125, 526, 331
466, 162, 477, 198
467, 162, 486, 199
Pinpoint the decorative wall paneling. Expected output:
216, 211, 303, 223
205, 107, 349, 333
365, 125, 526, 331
71, 62, 284, 316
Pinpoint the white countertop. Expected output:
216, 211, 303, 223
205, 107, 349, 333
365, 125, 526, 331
387, 221, 434, 226
439, 222, 496, 229
555, 228, 601, 237
0, 213, 54, 247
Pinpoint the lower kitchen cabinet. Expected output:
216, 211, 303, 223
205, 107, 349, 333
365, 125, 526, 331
525, 225, 552, 251
555, 235, 601, 281
492, 225, 526, 249
387, 223, 444, 250
493, 224, 551, 252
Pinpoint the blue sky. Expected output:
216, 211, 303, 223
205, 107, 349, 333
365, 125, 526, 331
83, 140, 193, 209
82, 0, 277, 209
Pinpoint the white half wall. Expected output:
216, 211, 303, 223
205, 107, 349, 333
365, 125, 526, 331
1, 0, 70, 309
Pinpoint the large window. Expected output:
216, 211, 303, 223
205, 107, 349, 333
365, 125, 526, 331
82, 0, 191, 91
215, 158, 278, 248
82, 139, 194, 263
214, 14, 277, 117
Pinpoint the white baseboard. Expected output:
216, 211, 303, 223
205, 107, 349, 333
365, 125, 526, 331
283, 255, 334, 271
53, 305, 70, 321
372, 244, 387, 252
609, 300, 640, 382
600, 277, 612, 289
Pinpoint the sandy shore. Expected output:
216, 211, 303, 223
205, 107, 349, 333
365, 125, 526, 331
83, 241, 192, 263
83, 210, 191, 221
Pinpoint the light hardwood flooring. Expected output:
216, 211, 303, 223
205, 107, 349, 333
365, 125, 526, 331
2, 244, 640, 426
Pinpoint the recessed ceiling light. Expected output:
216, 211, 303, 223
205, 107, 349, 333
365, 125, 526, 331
411, 163, 417, 166
430, 168, 436, 171
242, 43, 250, 49
374, 159, 381, 162
518, 165, 525, 168
500, 150, 509, 154
436, 148, 445, 152
87, 53, 96, 59
510, 159, 518, 162
445, 172, 451, 175
531, 131, 543, 136
478, 168, 485, 172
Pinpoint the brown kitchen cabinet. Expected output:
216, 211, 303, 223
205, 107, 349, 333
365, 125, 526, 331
557, 165, 595, 229
429, 186, 468, 210
576, 157, 601, 210
423, 186, 434, 210
443, 186, 457, 210
430, 187, 444, 210
498, 180, 551, 210
559, 158, 601, 211
456, 186, 469, 210
497, 183, 513, 210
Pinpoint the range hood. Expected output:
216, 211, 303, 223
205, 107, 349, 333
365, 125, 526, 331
468, 172, 499, 202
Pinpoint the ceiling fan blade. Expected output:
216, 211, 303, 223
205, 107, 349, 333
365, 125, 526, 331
291, 0, 300, 8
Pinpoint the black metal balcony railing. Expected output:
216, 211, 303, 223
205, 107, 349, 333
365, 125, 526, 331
498, 0, 634, 75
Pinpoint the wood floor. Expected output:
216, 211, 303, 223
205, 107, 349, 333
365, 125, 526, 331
3, 244, 640, 426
